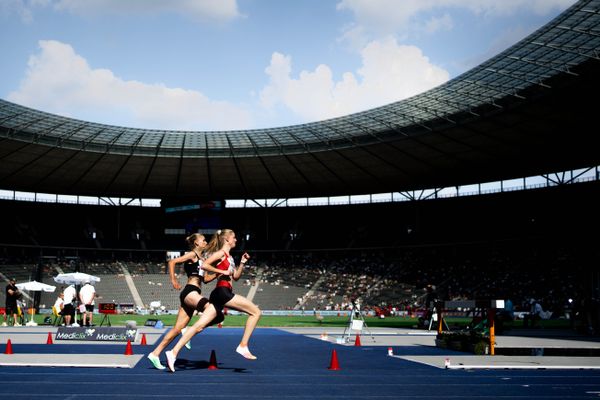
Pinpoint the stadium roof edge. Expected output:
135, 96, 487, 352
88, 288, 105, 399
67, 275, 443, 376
0, 0, 599, 198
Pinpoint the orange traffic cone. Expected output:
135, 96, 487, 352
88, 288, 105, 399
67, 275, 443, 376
208, 350, 218, 370
217, 323, 223, 328
4, 339, 14, 354
124, 339, 133, 355
141, 333, 147, 345
328, 349, 340, 370
354, 334, 361, 346
46, 332, 53, 345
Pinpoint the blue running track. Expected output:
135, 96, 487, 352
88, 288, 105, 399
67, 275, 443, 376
1, 328, 599, 399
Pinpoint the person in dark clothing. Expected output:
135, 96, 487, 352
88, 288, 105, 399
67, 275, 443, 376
5, 278, 21, 326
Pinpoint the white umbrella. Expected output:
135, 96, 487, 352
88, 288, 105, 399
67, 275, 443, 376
53, 273, 100, 327
16, 280, 57, 292
15, 280, 56, 326
53, 272, 101, 285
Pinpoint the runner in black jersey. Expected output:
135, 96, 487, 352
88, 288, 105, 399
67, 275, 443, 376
147, 233, 222, 370
166, 229, 261, 372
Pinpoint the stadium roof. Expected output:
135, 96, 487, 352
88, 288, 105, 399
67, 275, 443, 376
1, 0, 599, 200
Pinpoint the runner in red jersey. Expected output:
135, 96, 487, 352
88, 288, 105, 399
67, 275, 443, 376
166, 229, 261, 372
147, 233, 220, 370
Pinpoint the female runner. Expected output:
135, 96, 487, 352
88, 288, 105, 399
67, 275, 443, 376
165, 229, 261, 372
147, 233, 221, 370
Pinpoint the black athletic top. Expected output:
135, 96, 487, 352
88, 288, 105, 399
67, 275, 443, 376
183, 250, 203, 278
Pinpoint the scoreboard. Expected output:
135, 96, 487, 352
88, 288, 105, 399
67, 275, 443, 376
99, 303, 117, 314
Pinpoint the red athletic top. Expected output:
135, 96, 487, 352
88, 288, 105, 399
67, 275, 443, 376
216, 252, 235, 289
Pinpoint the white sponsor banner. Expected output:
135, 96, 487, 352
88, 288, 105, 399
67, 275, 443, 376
55, 327, 137, 342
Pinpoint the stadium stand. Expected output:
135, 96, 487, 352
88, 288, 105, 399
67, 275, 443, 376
0, 180, 598, 320
0, 0, 599, 333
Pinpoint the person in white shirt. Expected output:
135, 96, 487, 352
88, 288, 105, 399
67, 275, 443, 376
62, 284, 76, 326
79, 281, 96, 327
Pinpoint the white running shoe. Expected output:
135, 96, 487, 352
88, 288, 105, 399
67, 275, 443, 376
166, 350, 176, 372
147, 353, 166, 370
181, 327, 191, 350
236, 345, 257, 360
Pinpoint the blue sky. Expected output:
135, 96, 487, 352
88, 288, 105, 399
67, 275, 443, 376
0, 0, 577, 131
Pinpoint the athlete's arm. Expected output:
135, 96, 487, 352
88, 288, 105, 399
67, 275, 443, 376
232, 253, 250, 281
168, 251, 197, 290
201, 250, 231, 276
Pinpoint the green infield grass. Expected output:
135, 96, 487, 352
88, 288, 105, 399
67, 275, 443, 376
22, 312, 572, 330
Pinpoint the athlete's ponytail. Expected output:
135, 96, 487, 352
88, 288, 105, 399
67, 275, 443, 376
205, 229, 233, 254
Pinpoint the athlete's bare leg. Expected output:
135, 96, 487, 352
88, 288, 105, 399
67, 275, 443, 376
165, 304, 218, 372
149, 307, 191, 358
148, 291, 206, 370
225, 295, 261, 359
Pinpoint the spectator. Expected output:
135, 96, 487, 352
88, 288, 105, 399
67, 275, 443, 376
62, 284, 76, 326
425, 284, 438, 309
524, 298, 543, 328
79, 280, 96, 327
5, 278, 21, 326
53, 291, 65, 319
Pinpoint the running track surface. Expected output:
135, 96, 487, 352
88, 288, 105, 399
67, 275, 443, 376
1, 328, 600, 399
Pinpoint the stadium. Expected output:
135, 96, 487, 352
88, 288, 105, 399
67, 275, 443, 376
1, 1, 600, 398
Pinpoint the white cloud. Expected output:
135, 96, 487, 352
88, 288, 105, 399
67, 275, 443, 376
337, 23, 372, 52
456, 0, 577, 17
336, 0, 577, 40
424, 13, 453, 35
0, 0, 48, 23
54, 0, 242, 22
337, 0, 577, 23
259, 37, 449, 123
8, 40, 252, 130
2, 0, 242, 23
